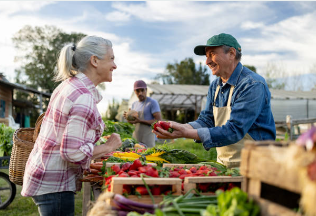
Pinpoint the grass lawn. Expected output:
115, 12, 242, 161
0, 138, 215, 215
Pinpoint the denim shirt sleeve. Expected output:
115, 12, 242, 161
190, 82, 267, 151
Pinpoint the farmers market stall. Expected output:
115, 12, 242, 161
81, 125, 316, 216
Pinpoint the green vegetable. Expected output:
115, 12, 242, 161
103, 120, 135, 140
201, 187, 260, 216
0, 123, 15, 156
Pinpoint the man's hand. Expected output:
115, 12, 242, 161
152, 121, 183, 139
123, 108, 131, 120
128, 116, 141, 124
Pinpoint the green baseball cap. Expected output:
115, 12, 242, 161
194, 33, 241, 56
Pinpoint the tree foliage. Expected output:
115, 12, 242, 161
263, 62, 286, 90
13, 25, 86, 93
244, 65, 257, 73
104, 98, 120, 121
155, 58, 210, 85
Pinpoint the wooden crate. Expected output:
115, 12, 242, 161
110, 177, 182, 205
163, 163, 244, 194
184, 176, 244, 194
240, 140, 303, 216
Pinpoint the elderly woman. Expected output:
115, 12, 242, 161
21, 36, 122, 216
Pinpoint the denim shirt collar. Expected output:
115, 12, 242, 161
217, 62, 243, 87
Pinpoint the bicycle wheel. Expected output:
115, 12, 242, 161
0, 172, 16, 209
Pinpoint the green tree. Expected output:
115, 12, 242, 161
155, 58, 210, 85
104, 98, 120, 121
244, 65, 257, 73
13, 25, 86, 93
263, 62, 286, 90
12, 25, 86, 125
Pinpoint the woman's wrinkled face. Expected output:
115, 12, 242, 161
98, 47, 117, 82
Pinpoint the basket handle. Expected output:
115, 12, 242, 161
33, 112, 45, 142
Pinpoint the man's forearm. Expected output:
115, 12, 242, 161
139, 119, 156, 126
185, 128, 200, 140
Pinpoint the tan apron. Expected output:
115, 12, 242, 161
214, 84, 254, 168
132, 98, 155, 148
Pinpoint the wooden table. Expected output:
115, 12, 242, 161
82, 182, 102, 216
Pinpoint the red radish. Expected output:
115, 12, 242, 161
135, 186, 149, 195
121, 162, 131, 171
111, 165, 120, 174
151, 186, 161, 195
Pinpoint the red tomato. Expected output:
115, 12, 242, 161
135, 186, 149, 195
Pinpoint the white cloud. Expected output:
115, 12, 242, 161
105, 11, 131, 22
0, 1, 54, 15
241, 21, 265, 30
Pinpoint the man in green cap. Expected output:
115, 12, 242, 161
153, 33, 276, 168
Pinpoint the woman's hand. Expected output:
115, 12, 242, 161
92, 133, 122, 160
105, 133, 122, 152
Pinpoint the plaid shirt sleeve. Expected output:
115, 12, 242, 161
60, 93, 99, 165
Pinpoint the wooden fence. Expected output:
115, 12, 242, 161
275, 115, 316, 140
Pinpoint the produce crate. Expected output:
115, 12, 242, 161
240, 140, 303, 216
163, 163, 244, 194
183, 176, 244, 194
110, 177, 182, 205
162, 163, 213, 169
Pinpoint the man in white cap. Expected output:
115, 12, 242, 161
153, 33, 276, 168
124, 80, 162, 147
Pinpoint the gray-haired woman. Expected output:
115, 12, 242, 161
21, 36, 122, 216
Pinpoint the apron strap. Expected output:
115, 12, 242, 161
213, 85, 235, 107
227, 85, 235, 107
139, 98, 147, 119
214, 85, 220, 103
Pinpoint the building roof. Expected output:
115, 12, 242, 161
144, 84, 316, 112
147, 84, 316, 100
0, 79, 51, 98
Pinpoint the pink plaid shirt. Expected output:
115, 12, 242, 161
21, 72, 105, 197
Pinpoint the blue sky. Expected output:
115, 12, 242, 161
0, 1, 316, 114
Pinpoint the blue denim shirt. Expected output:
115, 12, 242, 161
189, 62, 276, 151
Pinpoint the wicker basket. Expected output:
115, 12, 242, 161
9, 113, 45, 185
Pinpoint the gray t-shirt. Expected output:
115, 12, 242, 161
131, 97, 160, 120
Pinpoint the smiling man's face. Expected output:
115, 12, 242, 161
205, 46, 232, 77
